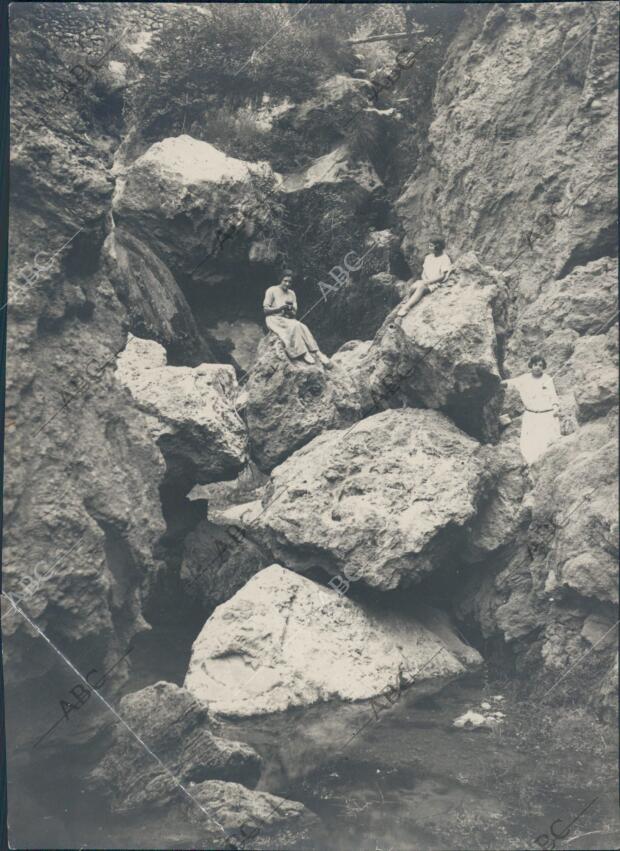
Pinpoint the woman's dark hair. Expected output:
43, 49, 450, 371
528, 354, 547, 369
431, 238, 445, 252
281, 268, 294, 279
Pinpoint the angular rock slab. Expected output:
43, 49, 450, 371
184, 564, 482, 716
89, 682, 262, 812
249, 408, 489, 590
245, 333, 368, 471
356, 252, 508, 441
116, 334, 248, 485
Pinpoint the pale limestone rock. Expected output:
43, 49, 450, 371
506, 257, 618, 378
249, 408, 491, 590
354, 253, 508, 441
113, 134, 280, 282
116, 334, 248, 485
184, 564, 481, 717
567, 330, 618, 423
453, 710, 498, 730
182, 779, 321, 848
279, 143, 382, 194
396, 5, 617, 312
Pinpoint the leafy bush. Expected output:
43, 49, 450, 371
125, 4, 357, 145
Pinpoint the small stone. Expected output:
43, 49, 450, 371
453, 710, 496, 730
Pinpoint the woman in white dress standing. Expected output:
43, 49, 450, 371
501, 354, 561, 465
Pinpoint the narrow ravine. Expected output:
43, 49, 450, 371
4, 4, 618, 850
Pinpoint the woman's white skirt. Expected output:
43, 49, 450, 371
520, 410, 561, 465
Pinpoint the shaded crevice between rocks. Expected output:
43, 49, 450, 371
556, 231, 618, 281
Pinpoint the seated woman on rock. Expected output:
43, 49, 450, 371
396, 237, 453, 318
501, 354, 561, 465
263, 270, 332, 367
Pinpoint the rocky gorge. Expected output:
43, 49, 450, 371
3, 3, 618, 849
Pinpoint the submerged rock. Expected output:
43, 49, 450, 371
89, 681, 262, 812
181, 779, 322, 849
116, 334, 248, 486
184, 564, 481, 717
453, 709, 500, 730
248, 408, 492, 590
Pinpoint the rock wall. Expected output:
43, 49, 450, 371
393, 1, 618, 710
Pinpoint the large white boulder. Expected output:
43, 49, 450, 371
184, 564, 481, 716
247, 408, 496, 590
113, 135, 279, 283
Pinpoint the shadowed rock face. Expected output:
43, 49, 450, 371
180, 516, 268, 613
4, 5, 171, 756
103, 227, 214, 364
116, 334, 248, 488
184, 565, 482, 717
245, 333, 369, 472
457, 412, 618, 711
247, 408, 496, 591
89, 681, 262, 811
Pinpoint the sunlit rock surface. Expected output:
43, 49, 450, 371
249, 409, 492, 590
184, 565, 481, 716
116, 334, 248, 485
113, 134, 280, 283
354, 253, 508, 441
396, 4, 618, 312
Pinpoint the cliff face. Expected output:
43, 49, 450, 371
396, 2, 617, 360
3, 1, 618, 780
394, 1, 618, 711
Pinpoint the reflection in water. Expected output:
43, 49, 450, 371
219, 672, 620, 851
8, 671, 620, 849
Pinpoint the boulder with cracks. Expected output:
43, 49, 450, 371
241, 409, 515, 591
353, 252, 509, 441
89, 681, 262, 812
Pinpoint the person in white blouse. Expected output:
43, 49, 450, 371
397, 238, 453, 319
263, 270, 332, 367
501, 354, 561, 465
